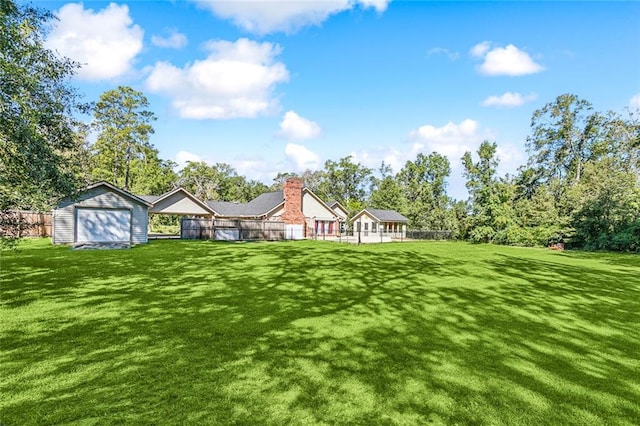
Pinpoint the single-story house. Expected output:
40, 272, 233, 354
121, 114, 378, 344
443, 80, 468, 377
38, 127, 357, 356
52, 179, 409, 244
53, 181, 152, 245
207, 178, 342, 239
351, 208, 409, 241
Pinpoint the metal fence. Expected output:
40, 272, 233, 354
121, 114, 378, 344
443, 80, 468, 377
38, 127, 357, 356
405, 230, 453, 240
180, 218, 285, 241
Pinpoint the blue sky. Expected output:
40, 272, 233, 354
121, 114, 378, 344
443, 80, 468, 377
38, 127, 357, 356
36, 0, 640, 200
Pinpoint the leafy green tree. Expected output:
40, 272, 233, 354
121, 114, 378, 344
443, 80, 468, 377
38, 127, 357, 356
461, 141, 511, 242
369, 162, 406, 212
602, 109, 640, 173
1, 0, 86, 211
91, 86, 156, 191
317, 156, 372, 215
270, 172, 298, 190
178, 161, 266, 202
398, 153, 452, 230
241, 179, 270, 201
128, 149, 177, 195
300, 169, 326, 194
451, 200, 470, 239
527, 93, 604, 184
567, 159, 640, 251
1, 0, 87, 246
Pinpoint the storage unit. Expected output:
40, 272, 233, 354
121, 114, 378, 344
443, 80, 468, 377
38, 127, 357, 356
53, 182, 152, 245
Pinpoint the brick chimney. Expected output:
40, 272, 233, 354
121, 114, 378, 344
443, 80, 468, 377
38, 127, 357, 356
281, 178, 306, 225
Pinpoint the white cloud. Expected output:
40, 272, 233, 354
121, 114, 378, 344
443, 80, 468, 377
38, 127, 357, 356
472, 42, 544, 76
285, 143, 321, 171
175, 150, 204, 168
152, 29, 187, 49
46, 3, 143, 80
427, 47, 460, 61
408, 119, 484, 161
482, 92, 537, 108
146, 38, 289, 119
630, 93, 640, 110
496, 144, 526, 177
278, 111, 321, 141
349, 119, 487, 175
470, 41, 491, 58
193, 0, 390, 34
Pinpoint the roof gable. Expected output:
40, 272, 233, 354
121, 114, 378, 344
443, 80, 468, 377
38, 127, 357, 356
302, 188, 338, 219
328, 200, 349, 217
82, 181, 153, 207
353, 208, 408, 222
147, 187, 216, 215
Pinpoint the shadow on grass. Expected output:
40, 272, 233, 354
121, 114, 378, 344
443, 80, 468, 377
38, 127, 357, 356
1, 240, 639, 424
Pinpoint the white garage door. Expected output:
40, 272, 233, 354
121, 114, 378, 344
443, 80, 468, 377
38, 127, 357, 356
76, 208, 131, 243
285, 224, 304, 240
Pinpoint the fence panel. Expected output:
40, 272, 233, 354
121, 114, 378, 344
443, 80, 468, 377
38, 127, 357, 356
180, 218, 285, 241
1, 211, 52, 238
180, 218, 213, 240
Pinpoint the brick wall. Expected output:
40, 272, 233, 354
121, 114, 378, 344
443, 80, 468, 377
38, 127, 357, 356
280, 178, 306, 225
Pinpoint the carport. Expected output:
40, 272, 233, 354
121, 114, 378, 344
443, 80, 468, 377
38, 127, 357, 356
139, 188, 216, 239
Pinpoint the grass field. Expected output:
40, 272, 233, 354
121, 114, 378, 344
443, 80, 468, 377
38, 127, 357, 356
1, 239, 639, 425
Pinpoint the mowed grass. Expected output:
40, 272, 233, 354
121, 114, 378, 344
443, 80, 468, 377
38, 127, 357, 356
1, 240, 639, 425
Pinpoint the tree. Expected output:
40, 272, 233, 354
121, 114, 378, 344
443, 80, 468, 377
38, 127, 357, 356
461, 141, 510, 242
398, 153, 452, 230
369, 162, 406, 212
271, 172, 298, 190
317, 156, 372, 215
567, 159, 640, 251
128, 149, 177, 195
602, 108, 640, 173
177, 161, 266, 202
1, 0, 87, 246
527, 93, 604, 184
92, 86, 156, 191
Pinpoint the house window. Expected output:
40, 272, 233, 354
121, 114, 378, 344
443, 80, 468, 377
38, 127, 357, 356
372, 223, 377, 233
364, 223, 368, 231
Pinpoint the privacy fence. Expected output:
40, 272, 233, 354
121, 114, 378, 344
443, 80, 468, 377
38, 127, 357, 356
0, 210, 52, 238
181, 218, 285, 241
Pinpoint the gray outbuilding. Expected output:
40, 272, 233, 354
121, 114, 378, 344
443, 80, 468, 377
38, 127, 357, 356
53, 181, 152, 245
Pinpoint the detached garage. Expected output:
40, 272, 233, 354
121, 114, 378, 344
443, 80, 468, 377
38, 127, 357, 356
53, 181, 151, 245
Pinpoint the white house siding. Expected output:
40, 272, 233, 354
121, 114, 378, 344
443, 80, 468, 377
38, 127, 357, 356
353, 211, 376, 234
53, 186, 148, 244
302, 192, 336, 221
331, 205, 349, 221
267, 205, 285, 221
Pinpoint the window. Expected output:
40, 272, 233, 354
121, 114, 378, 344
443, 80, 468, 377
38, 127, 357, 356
372, 223, 377, 233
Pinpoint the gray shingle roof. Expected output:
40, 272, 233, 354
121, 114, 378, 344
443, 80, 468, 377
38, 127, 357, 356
207, 190, 284, 217
365, 208, 409, 222
138, 195, 161, 203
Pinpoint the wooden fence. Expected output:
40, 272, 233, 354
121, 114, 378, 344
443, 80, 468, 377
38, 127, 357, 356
181, 218, 285, 241
0, 210, 52, 238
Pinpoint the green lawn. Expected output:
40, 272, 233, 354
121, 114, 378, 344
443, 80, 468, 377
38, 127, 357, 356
1, 239, 639, 425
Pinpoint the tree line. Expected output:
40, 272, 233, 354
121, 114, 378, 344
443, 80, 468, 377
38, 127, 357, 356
2, 0, 639, 250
